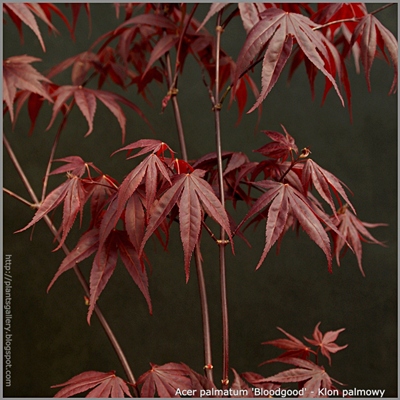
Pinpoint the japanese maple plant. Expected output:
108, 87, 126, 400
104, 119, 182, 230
3, 3, 397, 398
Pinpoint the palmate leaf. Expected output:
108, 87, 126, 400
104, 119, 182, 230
50, 155, 101, 178
238, 180, 332, 272
257, 357, 343, 398
350, 13, 398, 94
327, 204, 387, 277
15, 175, 89, 251
3, 55, 53, 122
304, 322, 348, 366
46, 85, 147, 142
98, 140, 173, 251
234, 7, 344, 113
140, 169, 233, 282
137, 363, 192, 398
255, 127, 298, 162
51, 370, 132, 398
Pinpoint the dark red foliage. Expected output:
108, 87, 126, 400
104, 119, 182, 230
233, 7, 345, 113
304, 322, 348, 366
46, 85, 147, 142
139, 168, 233, 282
350, 13, 398, 94
4, 3, 395, 398
3, 55, 53, 121
51, 370, 132, 398
327, 204, 387, 277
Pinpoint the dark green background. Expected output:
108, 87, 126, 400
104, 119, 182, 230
3, 3, 397, 397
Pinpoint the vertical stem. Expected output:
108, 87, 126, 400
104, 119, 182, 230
3, 134, 139, 396
213, 13, 230, 388
165, 38, 214, 381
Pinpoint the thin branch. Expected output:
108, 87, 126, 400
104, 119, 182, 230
370, 3, 395, 15
312, 17, 358, 31
164, 17, 214, 382
3, 133, 139, 395
214, 12, 230, 389
3, 187, 35, 208
201, 220, 219, 244
221, 6, 239, 30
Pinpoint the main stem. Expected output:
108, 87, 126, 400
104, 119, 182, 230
214, 13, 230, 389
165, 45, 214, 381
3, 134, 139, 396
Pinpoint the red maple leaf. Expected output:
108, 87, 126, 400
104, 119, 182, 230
238, 180, 333, 271
254, 126, 298, 163
51, 370, 132, 398
15, 175, 88, 251
3, 55, 53, 122
304, 322, 348, 366
234, 7, 345, 113
15, 157, 105, 251
256, 357, 343, 397
46, 85, 147, 142
350, 13, 398, 94
137, 362, 192, 398
327, 204, 387, 277
98, 140, 173, 251
139, 169, 233, 282
50, 156, 101, 178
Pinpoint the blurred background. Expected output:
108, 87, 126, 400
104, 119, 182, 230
3, 3, 397, 397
